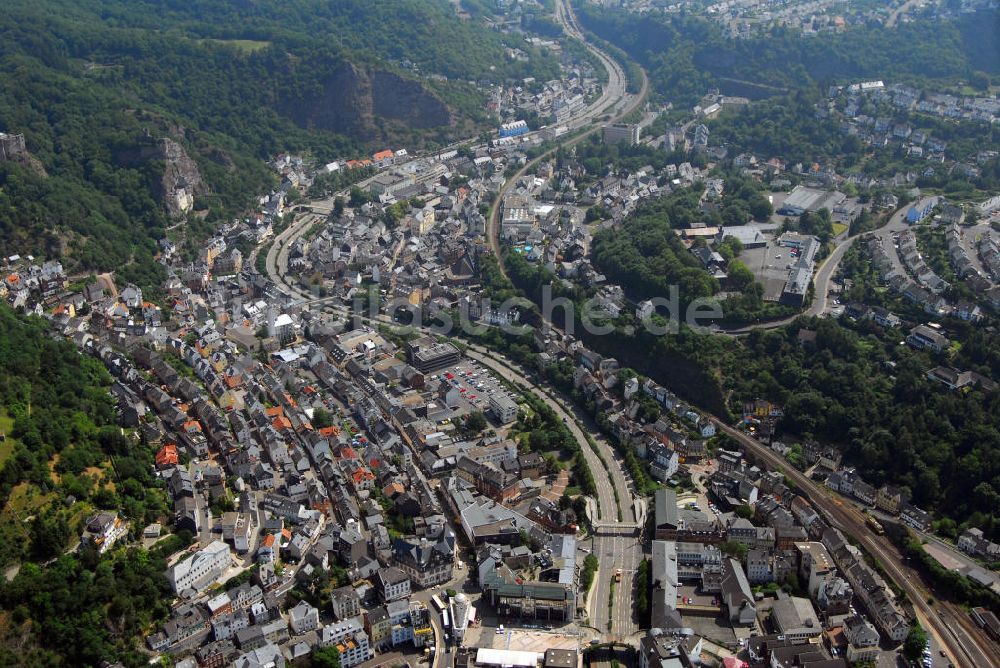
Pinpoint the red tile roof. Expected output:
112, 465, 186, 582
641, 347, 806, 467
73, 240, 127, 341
155, 444, 179, 468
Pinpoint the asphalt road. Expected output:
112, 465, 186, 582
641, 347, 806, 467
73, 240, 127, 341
956, 222, 994, 281
479, 0, 647, 640
886, 0, 923, 27
461, 348, 623, 523
265, 0, 644, 530
269, 237, 642, 641
486, 0, 647, 278
589, 534, 644, 639
265, 0, 648, 643
256, 20, 1000, 663
261, 5, 998, 661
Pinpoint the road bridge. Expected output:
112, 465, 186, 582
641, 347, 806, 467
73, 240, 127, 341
592, 522, 640, 537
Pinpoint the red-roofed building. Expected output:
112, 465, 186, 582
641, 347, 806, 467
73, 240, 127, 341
272, 416, 292, 431
351, 467, 375, 489
373, 149, 395, 166
155, 444, 179, 469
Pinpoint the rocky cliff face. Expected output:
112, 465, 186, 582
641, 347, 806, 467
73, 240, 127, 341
281, 63, 453, 142
116, 136, 205, 218
154, 138, 204, 218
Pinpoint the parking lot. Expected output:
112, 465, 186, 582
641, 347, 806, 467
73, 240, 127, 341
428, 359, 519, 425
738, 240, 805, 301
677, 584, 719, 607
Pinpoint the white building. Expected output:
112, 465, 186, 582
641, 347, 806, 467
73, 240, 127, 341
451, 592, 471, 643
167, 540, 231, 594
289, 600, 320, 635
488, 394, 519, 424
273, 313, 295, 346
319, 617, 374, 668
81, 511, 129, 555
843, 614, 880, 663
375, 567, 411, 602
745, 549, 773, 584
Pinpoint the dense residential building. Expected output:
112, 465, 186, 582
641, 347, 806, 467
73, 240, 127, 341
80, 511, 129, 555
602, 123, 641, 146
843, 614, 880, 663
391, 530, 456, 588
318, 617, 374, 668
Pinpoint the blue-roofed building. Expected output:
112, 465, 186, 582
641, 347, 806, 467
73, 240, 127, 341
499, 120, 529, 138
906, 197, 940, 224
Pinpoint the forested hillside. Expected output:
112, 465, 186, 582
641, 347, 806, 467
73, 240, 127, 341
719, 318, 1000, 540
0, 0, 560, 285
0, 306, 177, 665
574, 1, 1000, 107
589, 174, 774, 312
0, 307, 168, 567
591, 192, 721, 304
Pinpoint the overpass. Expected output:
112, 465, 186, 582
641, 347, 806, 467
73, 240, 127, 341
592, 521, 641, 537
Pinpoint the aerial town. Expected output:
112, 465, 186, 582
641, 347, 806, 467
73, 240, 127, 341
595, 0, 996, 37
1, 67, 997, 665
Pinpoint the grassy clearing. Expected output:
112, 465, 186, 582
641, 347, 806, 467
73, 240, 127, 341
84, 465, 116, 492
47, 453, 61, 485
196, 38, 271, 54
5, 482, 54, 518
0, 411, 15, 468
832, 222, 849, 237
0, 483, 55, 554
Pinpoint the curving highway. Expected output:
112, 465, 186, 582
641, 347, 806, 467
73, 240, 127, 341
255, 6, 1000, 665
483, 0, 647, 639
486, 0, 647, 279
265, 0, 646, 641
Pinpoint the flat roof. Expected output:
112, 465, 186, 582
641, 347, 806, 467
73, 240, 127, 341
721, 226, 768, 246
544, 649, 578, 668
476, 648, 541, 668
780, 186, 845, 214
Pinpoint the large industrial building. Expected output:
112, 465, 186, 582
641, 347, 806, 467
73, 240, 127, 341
778, 186, 846, 217
778, 233, 821, 306
602, 123, 641, 146
407, 336, 462, 373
